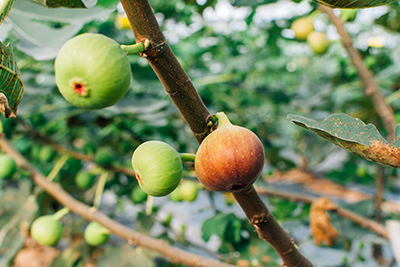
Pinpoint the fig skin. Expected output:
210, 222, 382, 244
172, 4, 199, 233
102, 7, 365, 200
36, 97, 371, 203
131, 141, 182, 197
0, 154, 17, 179
291, 17, 314, 41
195, 112, 265, 192
55, 33, 131, 110
30, 215, 63, 246
307, 31, 331, 55
84, 221, 111, 246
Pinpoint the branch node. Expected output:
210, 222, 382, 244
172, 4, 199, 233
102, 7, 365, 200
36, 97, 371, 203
250, 213, 268, 229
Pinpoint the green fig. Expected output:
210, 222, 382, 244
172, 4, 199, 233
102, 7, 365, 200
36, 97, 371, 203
291, 17, 314, 41
195, 112, 265, 192
179, 180, 200, 202
75, 171, 96, 189
130, 186, 148, 204
0, 154, 17, 179
30, 209, 68, 246
94, 147, 114, 166
84, 221, 111, 246
55, 33, 131, 110
131, 141, 182, 197
307, 31, 331, 55
38, 146, 56, 163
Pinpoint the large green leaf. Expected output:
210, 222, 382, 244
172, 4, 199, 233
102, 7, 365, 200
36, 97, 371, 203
0, 42, 24, 117
0, 0, 17, 25
312, 0, 397, 8
29, 0, 85, 8
287, 113, 400, 168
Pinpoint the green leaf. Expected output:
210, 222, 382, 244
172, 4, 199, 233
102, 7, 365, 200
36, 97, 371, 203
0, 42, 24, 117
29, 0, 85, 8
287, 113, 400, 168
312, 0, 397, 8
0, 0, 17, 25
201, 213, 235, 242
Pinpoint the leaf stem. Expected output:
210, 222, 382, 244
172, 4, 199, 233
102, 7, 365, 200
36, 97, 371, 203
180, 153, 195, 163
93, 169, 109, 209
46, 154, 69, 182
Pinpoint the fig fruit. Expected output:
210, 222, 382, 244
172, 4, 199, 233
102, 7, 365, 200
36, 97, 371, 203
179, 180, 200, 202
94, 147, 114, 166
55, 33, 131, 109
38, 146, 56, 163
0, 154, 17, 179
84, 221, 111, 246
30, 208, 68, 246
131, 141, 182, 197
169, 187, 183, 202
130, 186, 148, 204
340, 9, 357, 22
75, 171, 96, 189
291, 17, 314, 41
194, 112, 264, 192
307, 31, 331, 55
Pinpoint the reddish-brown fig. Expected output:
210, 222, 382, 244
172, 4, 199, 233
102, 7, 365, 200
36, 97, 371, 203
194, 112, 265, 192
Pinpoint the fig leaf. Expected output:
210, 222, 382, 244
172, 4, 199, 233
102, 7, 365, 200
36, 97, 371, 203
287, 113, 400, 168
30, 0, 85, 8
0, 0, 17, 25
0, 42, 24, 118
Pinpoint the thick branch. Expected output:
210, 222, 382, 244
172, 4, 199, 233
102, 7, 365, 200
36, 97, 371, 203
0, 134, 234, 267
120, 0, 211, 143
319, 5, 396, 142
233, 187, 313, 267
118, 0, 314, 266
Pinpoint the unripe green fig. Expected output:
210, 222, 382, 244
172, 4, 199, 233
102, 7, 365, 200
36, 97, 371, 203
75, 171, 96, 189
0, 154, 17, 179
195, 112, 265, 192
306, 31, 331, 55
169, 187, 183, 202
131, 141, 182, 197
84, 221, 111, 246
179, 180, 200, 202
55, 33, 131, 109
94, 147, 114, 166
30, 209, 68, 246
340, 9, 357, 22
130, 186, 148, 204
291, 17, 314, 41
38, 146, 56, 163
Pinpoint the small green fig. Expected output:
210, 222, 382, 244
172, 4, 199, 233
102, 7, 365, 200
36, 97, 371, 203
55, 33, 131, 110
75, 171, 96, 189
195, 112, 265, 192
30, 209, 68, 246
291, 17, 314, 41
94, 147, 114, 166
340, 9, 357, 22
131, 141, 182, 197
130, 186, 148, 204
0, 154, 17, 179
169, 187, 183, 202
38, 146, 56, 163
307, 31, 331, 55
179, 180, 200, 202
84, 221, 111, 246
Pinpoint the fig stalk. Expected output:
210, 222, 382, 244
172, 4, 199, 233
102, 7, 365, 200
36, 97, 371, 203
53, 207, 70, 221
93, 170, 109, 209
120, 39, 151, 55
179, 153, 196, 163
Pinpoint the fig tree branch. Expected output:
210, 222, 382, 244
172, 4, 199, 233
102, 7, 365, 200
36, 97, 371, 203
118, 0, 314, 266
319, 5, 396, 142
0, 134, 235, 267
256, 188, 389, 239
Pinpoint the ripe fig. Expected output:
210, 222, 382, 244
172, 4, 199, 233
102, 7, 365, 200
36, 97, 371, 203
131, 141, 182, 197
194, 112, 264, 192
84, 221, 111, 246
55, 33, 131, 109
307, 31, 331, 55
75, 171, 96, 190
0, 154, 17, 179
291, 17, 314, 41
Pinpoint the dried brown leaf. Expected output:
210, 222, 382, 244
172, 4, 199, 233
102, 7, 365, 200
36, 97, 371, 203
310, 197, 339, 246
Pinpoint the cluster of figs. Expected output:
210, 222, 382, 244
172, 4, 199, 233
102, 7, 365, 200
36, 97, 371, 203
27, 32, 266, 247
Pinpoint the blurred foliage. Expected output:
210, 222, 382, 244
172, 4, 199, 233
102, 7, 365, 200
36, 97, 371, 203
1, 0, 400, 266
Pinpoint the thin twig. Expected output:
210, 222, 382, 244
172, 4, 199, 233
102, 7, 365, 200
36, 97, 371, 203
0, 134, 235, 267
256, 188, 389, 239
